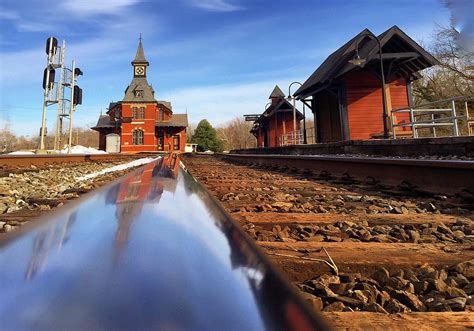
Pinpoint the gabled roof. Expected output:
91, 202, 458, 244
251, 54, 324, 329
250, 93, 304, 133
132, 38, 149, 65
91, 115, 115, 130
269, 85, 285, 98
158, 100, 172, 111
155, 114, 188, 128
294, 25, 439, 98
123, 77, 157, 102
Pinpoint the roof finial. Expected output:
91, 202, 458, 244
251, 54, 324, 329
139, 33, 142, 42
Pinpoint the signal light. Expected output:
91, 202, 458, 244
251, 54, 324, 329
73, 86, 83, 105
74, 68, 83, 77
45, 37, 58, 55
42, 68, 55, 90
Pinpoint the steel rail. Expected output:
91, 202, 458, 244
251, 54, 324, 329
221, 154, 474, 195
0, 153, 146, 169
0, 154, 328, 330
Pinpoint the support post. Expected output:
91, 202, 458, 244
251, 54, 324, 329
452, 99, 459, 136
303, 103, 307, 144
292, 96, 296, 145
39, 38, 54, 152
68, 60, 76, 154
54, 40, 66, 151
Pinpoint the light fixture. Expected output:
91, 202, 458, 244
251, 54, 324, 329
349, 53, 366, 66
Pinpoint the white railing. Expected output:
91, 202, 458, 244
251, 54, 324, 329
391, 97, 474, 139
279, 131, 304, 146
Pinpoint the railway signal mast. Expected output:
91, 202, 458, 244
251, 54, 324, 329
39, 36, 82, 153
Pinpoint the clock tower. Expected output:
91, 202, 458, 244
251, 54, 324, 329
92, 35, 188, 154
132, 35, 149, 78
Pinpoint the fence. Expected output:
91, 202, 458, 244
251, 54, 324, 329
391, 97, 474, 139
278, 131, 304, 146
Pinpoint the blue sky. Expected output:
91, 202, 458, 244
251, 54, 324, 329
0, 0, 452, 136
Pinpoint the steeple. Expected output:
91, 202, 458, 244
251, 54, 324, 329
269, 85, 285, 99
123, 35, 156, 102
269, 85, 285, 105
132, 34, 149, 66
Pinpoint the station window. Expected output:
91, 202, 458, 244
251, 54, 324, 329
157, 135, 164, 151
132, 107, 137, 119
132, 129, 144, 145
140, 107, 145, 119
173, 134, 180, 151
159, 109, 164, 121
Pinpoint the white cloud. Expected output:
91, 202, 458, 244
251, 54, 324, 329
61, 0, 142, 15
188, 0, 243, 12
17, 21, 55, 32
0, 8, 19, 20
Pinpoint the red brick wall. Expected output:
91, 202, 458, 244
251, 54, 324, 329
121, 103, 158, 153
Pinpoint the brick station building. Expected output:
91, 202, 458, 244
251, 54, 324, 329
246, 85, 304, 148
92, 39, 188, 153
294, 26, 438, 143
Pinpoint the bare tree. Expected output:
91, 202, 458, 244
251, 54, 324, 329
413, 25, 473, 103
0, 123, 17, 153
217, 117, 256, 151
186, 122, 196, 143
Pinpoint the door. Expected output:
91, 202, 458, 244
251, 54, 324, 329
106, 134, 120, 153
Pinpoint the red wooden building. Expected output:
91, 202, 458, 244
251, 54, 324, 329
294, 26, 438, 142
92, 38, 188, 153
246, 85, 304, 147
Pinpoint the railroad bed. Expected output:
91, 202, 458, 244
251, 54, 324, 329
0, 155, 155, 233
183, 154, 474, 330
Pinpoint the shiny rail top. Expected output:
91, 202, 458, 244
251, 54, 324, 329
0, 154, 327, 330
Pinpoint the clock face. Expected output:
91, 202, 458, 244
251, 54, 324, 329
135, 66, 145, 76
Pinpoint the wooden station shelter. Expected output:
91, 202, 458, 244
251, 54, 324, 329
92, 38, 188, 153
294, 25, 438, 143
245, 85, 304, 147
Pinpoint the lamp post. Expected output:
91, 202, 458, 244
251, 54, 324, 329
288, 81, 302, 144
348, 34, 390, 139
302, 102, 307, 144
264, 102, 271, 147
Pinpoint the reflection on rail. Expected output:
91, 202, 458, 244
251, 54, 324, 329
0, 153, 327, 330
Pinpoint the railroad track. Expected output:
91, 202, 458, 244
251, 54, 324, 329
183, 154, 474, 330
0, 153, 145, 171
221, 154, 474, 196
0, 154, 327, 330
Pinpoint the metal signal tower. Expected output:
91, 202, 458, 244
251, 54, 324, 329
39, 37, 82, 153
39, 37, 62, 152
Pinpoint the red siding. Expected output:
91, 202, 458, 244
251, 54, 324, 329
389, 78, 411, 134
257, 128, 264, 147
344, 71, 410, 139
266, 112, 300, 147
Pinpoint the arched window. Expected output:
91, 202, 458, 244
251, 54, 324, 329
132, 129, 144, 145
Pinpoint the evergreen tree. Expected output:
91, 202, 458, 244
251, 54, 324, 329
190, 119, 223, 152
